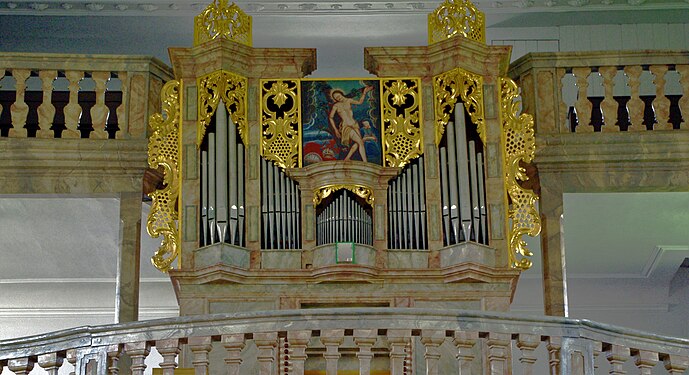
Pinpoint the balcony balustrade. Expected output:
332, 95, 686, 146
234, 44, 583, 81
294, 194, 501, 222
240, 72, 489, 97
0, 309, 688, 374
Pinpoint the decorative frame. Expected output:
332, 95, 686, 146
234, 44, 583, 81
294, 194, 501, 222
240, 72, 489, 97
313, 184, 375, 207
261, 79, 301, 169
433, 67, 486, 146
193, 0, 252, 47
500, 77, 540, 270
146, 80, 182, 272
381, 78, 423, 168
428, 0, 485, 45
197, 70, 248, 147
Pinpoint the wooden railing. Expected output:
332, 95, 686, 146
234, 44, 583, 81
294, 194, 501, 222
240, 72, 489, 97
0, 308, 687, 374
509, 50, 689, 134
0, 53, 172, 139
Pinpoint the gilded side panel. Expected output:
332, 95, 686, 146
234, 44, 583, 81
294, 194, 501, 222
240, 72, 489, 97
147, 80, 182, 273
197, 70, 248, 147
433, 67, 485, 145
260, 79, 301, 169
499, 77, 540, 270
381, 78, 423, 168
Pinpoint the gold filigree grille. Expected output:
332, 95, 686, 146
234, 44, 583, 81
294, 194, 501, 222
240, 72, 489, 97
434, 67, 485, 145
197, 70, 248, 147
500, 77, 540, 270
147, 80, 182, 273
314, 184, 374, 207
194, 0, 252, 47
261, 80, 301, 169
381, 78, 423, 168
428, 0, 485, 45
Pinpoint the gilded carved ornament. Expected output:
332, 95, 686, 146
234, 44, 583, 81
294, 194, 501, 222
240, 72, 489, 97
261, 79, 301, 169
381, 79, 423, 168
194, 0, 252, 47
434, 67, 485, 145
197, 70, 248, 147
428, 0, 485, 45
147, 80, 182, 273
499, 77, 540, 270
314, 185, 375, 207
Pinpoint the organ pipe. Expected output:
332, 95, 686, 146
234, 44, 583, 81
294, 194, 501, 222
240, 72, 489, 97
387, 157, 428, 249
316, 190, 372, 246
208, 132, 217, 244
260, 159, 301, 249
454, 105, 472, 241
215, 102, 228, 243
201, 150, 208, 246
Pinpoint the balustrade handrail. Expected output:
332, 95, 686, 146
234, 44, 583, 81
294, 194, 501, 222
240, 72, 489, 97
1, 308, 688, 360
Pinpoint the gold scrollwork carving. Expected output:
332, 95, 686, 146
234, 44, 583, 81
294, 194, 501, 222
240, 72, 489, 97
314, 184, 374, 207
434, 67, 485, 145
147, 80, 182, 273
428, 0, 485, 45
500, 77, 540, 270
197, 70, 248, 147
194, 0, 252, 47
381, 79, 423, 168
261, 80, 301, 169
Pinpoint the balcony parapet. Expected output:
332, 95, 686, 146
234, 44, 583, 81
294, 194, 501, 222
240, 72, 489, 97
0, 308, 687, 374
0, 53, 173, 139
508, 50, 689, 134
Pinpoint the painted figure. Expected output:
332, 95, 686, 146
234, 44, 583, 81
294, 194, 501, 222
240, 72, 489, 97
329, 85, 374, 162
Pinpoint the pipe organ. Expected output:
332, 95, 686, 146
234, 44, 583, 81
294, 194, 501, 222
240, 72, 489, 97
199, 101, 246, 247
439, 103, 488, 246
316, 190, 373, 246
387, 156, 427, 249
261, 159, 302, 249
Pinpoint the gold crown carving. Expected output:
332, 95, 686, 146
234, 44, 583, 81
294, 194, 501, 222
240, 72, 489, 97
428, 0, 485, 45
194, 0, 252, 47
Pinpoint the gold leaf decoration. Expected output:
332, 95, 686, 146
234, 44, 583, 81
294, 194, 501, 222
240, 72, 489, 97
197, 70, 248, 147
428, 0, 485, 45
500, 77, 540, 270
433, 67, 485, 145
261, 80, 300, 169
194, 0, 252, 47
147, 80, 182, 273
382, 78, 423, 168
314, 184, 374, 207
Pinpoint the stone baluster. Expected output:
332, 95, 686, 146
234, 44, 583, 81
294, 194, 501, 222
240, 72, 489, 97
38, 352, 64, 375
421, 330, 445, 375
599, 66, 619, 132
486, 333, 510, 375
287, 330, 311, 375
106, 344, 122, 375
116, 71, 129, 139
677, 65, 689, 129
547, 336, 562, 375
90, 71, 111, 138
321, 329, 345, 375
9, 68, 31, 137
664, 354, 689, 374
125, 341, 151, 375
36, 70, 57, 138
557, 68, 569, 132
255, 332, 278, 375
354, 329, 377, 375
517, 333, 540, 375
624, 65, 646, 131
63, 70, 83, 138
8, 357, 35, 375
572, 67, 593, 133
157, 339, 182, 375
605, 344, 629, 375
650, 65, 672, 130
633, 350, 658, 375
223, 333, 246, 375
592, 341, 602, 372
453, 331, 477, 375
189, 336, 213, 375
66, 349, 77, 375
388, 329, 411, 375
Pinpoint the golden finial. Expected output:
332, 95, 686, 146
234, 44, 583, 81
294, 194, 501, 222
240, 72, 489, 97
194, 0, 252, 47
428, 0, 485, 45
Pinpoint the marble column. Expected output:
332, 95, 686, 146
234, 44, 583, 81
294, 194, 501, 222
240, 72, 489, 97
115, 192, 141, 323
539, 173, 568, 317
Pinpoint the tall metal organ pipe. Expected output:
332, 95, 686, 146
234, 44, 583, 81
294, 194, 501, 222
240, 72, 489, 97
439, 104, 488, 246
200, 100, 246, 247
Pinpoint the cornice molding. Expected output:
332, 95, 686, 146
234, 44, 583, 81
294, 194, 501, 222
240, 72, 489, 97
0, 0, 686, 16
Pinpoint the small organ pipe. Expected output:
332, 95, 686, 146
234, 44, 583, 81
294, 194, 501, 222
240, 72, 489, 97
228, 113, 238, 245
201, 150, 208, 246
267, 160, 275, 248
208, 132, 217, 244
412, 163, 421, 249
446, 120, 460, 242
469, 141, 480, 242
440, 147, 451, 245
419, 156, 427, 249
477, 152, 487, 244
237, 142, 245, 247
